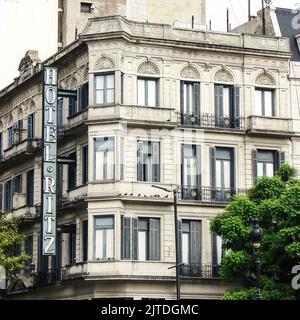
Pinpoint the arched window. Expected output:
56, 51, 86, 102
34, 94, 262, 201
254, 72, 276, 117
137, 61, 160, 107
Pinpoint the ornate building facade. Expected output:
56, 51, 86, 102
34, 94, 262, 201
0, 9, 295, 299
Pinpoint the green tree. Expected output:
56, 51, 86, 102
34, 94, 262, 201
0, 214, 30, 280
211, 164, 300, 300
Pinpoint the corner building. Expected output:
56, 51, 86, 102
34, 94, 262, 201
0, 9, 294, 299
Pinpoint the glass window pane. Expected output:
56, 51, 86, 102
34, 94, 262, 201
95, 229, 104, 259
106, 150, 115, 180
95, 216, 114, 228
223, 87, 230, 117
257, 162, 264, 177
184, 84, 188, 113
257, 150, 274, 162
96, 76, 104, 90
216, 160, 222, 188
182, 233, 190, 264
106, 229, 114, 259
106, 88, 114, 104
138, 230, 147, 261
96, 89, 104, 104
264, 91, 273, 116
223, 160, 231, 189
147, 80, 157, 107
266, 163, 274, 177
106, 75, 114, 89
95, 151, 104, 180
255, 90, 262, 116
138, 79, 145, 106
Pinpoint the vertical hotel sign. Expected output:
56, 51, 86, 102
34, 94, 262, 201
42, 67, 58, 255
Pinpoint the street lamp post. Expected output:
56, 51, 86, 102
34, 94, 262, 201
152, 184, 181, 300
249, 216, 263, 300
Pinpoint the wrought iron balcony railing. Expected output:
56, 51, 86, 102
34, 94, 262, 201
181, 113, 245, 130
180, 263, 220, 278
179, 186, 245, 202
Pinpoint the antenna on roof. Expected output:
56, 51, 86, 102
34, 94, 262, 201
227, 8, 230, 32
248, 0, 251, 21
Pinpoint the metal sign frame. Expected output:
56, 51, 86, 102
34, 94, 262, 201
42, 67, 58, 256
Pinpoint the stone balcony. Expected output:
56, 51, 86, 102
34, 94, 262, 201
246, 115, 294, 137
0, 137, 41, 171
58, 109, 88, 139
59, 184, 88, 210
88, 104, 177, 128
88, 181, 243, 206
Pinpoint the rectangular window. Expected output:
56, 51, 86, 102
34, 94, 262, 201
214, 85, 240, 129
26, 170, 34, 206
8, 126, 14, 148
82, 220, 88, 262
12, 175, 22, 194
69, 97, 77, 117
69, 225, 76, 265
137, 141, 160, 182
137, 78, 158, 107
181, 145, 201, 200
255, 88, 275, 117
94, 137, 115, 181
181, 82, 200, 115
68, 152, 77, 190
4, 180, 12, 211
57, 99, 64, 128
257, 150, 275, 178
94, 216, 114, 260
82, 145, 88, 184
215, 148, 234, 190
95, 74, 115, 105
137, 218, 160, 261
81, 2, 92, 13
180, 220, 202, 274
78, 82, 89, 111
27, 113, 35, 139
25, 235, 33, 257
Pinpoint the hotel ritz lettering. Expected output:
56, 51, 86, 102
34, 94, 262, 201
42, 67, 58, 255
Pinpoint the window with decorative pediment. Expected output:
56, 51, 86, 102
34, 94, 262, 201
137, 61, 160, 107
255, 72, 276, 117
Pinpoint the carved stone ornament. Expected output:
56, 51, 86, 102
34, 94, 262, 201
83, 67, 89, 82
137, 61, 160, 75
94, 56, 115, 70
69, 77, 78, 90
180, 65, 200, 79
18, 50, 41, 82
214, 68, 234, 83
255, 72, 276, 86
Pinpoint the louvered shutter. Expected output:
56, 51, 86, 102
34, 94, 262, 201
215, 85, 223, 121
121, 216, 132, 260
190, 221, 202, 265
252, 149, 258, 184
152, 142, 160, 182
149, 219, 160, 261
132, 218, 138, 260
194, 83, 200, 125
137, 141, 144, 181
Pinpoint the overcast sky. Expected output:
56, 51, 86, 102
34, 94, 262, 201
0, 0, 298, 89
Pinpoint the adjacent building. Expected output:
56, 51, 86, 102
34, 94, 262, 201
233, 5, 300, 175
0, 2, 295, 299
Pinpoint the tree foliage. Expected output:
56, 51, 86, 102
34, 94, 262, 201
0, 214, 30, 280
211, 164, 300, 300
